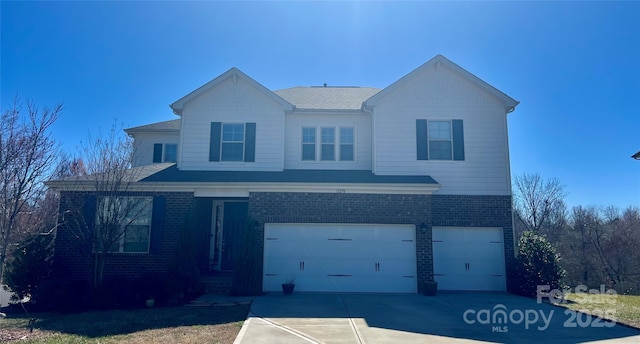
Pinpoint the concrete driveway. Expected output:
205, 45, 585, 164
234, 292, 640, 343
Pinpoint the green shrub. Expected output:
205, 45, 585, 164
509, 231, 566, 297
4, 234, 54, 301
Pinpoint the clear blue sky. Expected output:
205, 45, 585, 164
1, 1, 639, 209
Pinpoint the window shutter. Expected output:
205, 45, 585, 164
416, 119, 428, 160
452, 119, 465, 161
244, 122, 256, 162
83, 195, 97, 231
149, 196, 165, 255
152, 144, 163, 163
209, 122, 222, 162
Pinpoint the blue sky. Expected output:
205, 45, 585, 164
1, 1, 639, 209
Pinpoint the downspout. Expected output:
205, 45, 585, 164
362, 104, 376, 175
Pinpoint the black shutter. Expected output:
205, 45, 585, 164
209, 122, 222, 162
452, 120, 465, 161
149, 196, 165, 254
416, 119, 428, 160
83, 195, 97, 230
153, 144, 163, 163
244, 122, 256, 162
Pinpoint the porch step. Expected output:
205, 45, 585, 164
199, 275, 233, 294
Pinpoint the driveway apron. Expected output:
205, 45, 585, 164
234, 292, 640, 344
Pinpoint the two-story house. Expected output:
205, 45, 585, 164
49, 55, 519, 294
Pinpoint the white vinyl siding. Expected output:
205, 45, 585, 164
130, 132, 180, 167
372, 62, 511, 195
285, 113, 371, 170
179, 75, 285, 171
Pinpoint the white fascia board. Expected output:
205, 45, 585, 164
48, 181, 441, 195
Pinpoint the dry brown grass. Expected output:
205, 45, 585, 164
0, 304, 249, 343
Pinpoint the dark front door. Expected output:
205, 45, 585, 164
221, 202, 248, 271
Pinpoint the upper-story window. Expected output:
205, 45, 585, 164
153, 143, 178, 163
302, 127, 316, 161
301, 126, 355, 162
222, 123, 245, 161
339, 127, 354, 161
321, 128, 335, 161
209, 122, 256, 162
428, 121, 452, 160
416, 119, 465, 161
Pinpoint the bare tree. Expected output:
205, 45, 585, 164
513, 173, 567, 235
0, 96, 61, 285
55, 124, 150, 288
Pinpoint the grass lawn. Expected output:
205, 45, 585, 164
0, 304, 250, 343
558, 293, 640, 329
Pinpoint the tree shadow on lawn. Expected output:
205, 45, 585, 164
10, 305, 250, 338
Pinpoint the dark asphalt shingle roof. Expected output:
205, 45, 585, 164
140, 165, 437, 184
125, 119, 180, 133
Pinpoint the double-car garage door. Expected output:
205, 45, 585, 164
263, 224, 506, 293
263, 224, 417, 293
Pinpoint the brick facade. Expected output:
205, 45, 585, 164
53, 190, 513, 294
53, 191, 193, 282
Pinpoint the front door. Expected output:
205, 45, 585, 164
210, 201, 248, 272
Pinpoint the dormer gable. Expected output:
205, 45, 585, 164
364, 54, 519, 114
169, 67, 294, 116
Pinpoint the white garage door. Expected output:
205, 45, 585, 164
432, 227, 506, 291
263, 224, 417, 293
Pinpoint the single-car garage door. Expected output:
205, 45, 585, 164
432, 227, 506, 291
263, 224, 417, 293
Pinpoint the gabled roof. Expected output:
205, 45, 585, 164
124, 119, 181, 134
275, 87, 381, 111
170, 67, 294, 115
364, 54, 519, 114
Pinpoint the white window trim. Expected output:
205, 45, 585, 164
163, 143, 178, 163
339, 127, 355, 162
299, 126, 358, 163
301, 127, 316, 161
96, 196, 153, 254
427, 120, 453, 161
221, 123, 246, 162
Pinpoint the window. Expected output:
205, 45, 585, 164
221, 123, 245, 161
302, 127, 316, 161
416, 119, 465, 161
321, 128, 335, 161
164, 144, 177, 163
210, 122, 256, 162
428, 121, 452, 160
339, 127, 354, 161
153, 143, 178, 163
96, 196, 153, 253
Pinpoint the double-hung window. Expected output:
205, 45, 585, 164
221, 123, 245, 161
416, 119, 465, 161
153, 143, 178, 163
428, 121, 452, 160
302, 127, 316, 161
96, 196, 153, 253
209, 122, 256, 162
321, 128, 335, 161
339, 127, 354, 161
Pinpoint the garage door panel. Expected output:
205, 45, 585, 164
432, 227, 506, 291
264, 223, 417, 293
